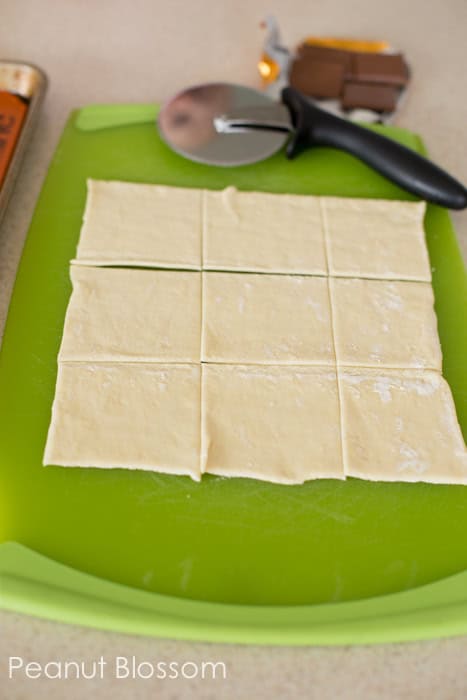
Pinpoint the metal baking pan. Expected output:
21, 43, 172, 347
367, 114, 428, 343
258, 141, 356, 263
0, 61, 48, 225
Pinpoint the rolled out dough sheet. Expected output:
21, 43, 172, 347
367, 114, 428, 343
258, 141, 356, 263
321, 197, 431, 281
202, 272, 335, 364
203, 186, 327, 274
59, 266, 201, 362
43, 363, 201, 480
330, 277, 442, 369
73, 180, 202, 269
45, 181, 463, 486
202, 364, 344, 483
340, 368, 467, 483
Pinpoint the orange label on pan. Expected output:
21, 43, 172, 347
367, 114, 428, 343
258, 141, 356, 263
0, 91, 27, 188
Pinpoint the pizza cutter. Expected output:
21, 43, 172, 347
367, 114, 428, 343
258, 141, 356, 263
157, 82, 467, 210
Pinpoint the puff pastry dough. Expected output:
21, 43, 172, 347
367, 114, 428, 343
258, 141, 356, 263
202, 364, 344, 483
202, 272, 334, 364
59, 266, 201, 362
44, 363, 202, 479
330, 277, 442, 369
340, 368, 467, 483
74, 180, 202, 269
43, 182, 465, 486
203, 186, 327, 274
322, 197, 431, 281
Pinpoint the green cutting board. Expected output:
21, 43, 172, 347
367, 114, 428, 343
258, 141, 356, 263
0, 105, 466, 645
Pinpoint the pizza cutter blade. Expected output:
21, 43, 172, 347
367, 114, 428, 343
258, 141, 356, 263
157, 82, 467, 210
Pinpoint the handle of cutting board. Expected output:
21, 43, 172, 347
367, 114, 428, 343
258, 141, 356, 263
75, 104, 158, 131
282, 87, 467, 210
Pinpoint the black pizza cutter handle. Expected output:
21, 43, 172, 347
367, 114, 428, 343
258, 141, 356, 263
281, 86, 467, 210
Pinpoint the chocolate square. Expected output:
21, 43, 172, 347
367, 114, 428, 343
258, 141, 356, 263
350, 53, 409, 86
342, 82, 400, 112
289, 57, 346, 98
298, 44, 352, 72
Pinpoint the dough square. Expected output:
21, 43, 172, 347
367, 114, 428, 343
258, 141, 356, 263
44, 363, 202, 479
330, 278, 442, 370
339, 368, 467, 483
59, 267, 201, 362
202, 272, 335, 364
74, 180, 202, 269
202, 364, 344, 483
203, 187, 327, 274
322, 197, 431, 281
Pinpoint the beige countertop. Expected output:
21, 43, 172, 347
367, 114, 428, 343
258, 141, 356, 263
1, 1, 466, 698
